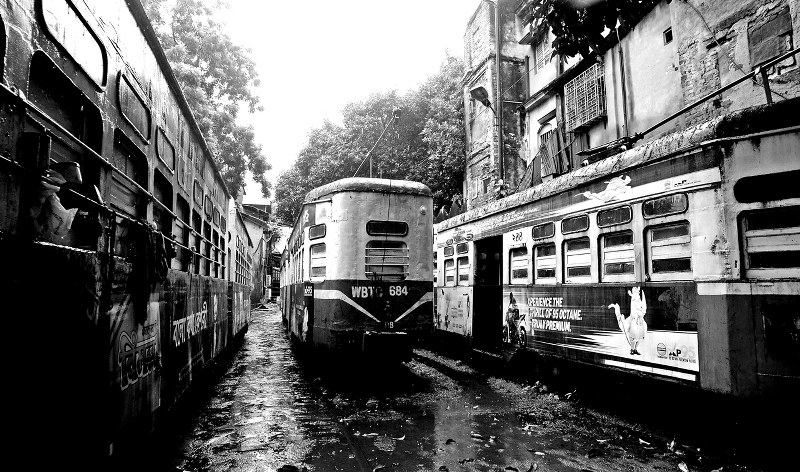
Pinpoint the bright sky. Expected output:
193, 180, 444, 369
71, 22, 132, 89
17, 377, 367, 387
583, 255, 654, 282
219, 0, 481, 205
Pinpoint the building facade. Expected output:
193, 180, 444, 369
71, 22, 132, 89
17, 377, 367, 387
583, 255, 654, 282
511, 0, 799, 189
462, 0, 528, 210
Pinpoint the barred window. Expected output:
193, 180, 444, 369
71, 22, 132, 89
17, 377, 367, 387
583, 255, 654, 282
564, 238, 591, 283
534, 244, 557, 284
564, 62, 606, 131
601, 231, 635, 281
741, 207, 800, 279
457, 256, 470, 286
444, 259, 455, 286
365, 240, 408, 282
648, 222, 692, 279
310, 243, 326, 278
510, 247, 529, 285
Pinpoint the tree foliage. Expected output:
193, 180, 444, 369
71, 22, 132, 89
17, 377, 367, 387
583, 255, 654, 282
142, 0, 270, 199
526, 0, 654, 60
274, 55, 466, 224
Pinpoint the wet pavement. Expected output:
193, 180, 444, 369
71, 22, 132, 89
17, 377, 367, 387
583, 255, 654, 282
160, 306, 791, 472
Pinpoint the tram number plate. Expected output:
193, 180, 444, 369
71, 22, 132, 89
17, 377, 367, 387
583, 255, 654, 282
384, 322, 394, 329
304, 285, 313, 296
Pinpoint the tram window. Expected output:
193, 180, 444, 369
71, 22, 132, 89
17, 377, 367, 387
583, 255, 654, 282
456, 242, 469, 254
309, 224, 326, 240
176, 195, 190, 270
643, 193, 688, 219
153, 170, 173, 235
367, 220, 408, 236
444, 259, 455, 286
601, 231, 635, 281
29, 52, 102, 153
647, 222, 692, 277
457, 257, 470, 286
310, 243, 326, 278
444, 246, 454, 257
117, 73, 151, 141
204, 195, 213, 217
562, 215, 589, 234
365, 240, 409, 281
192, 210, 202, 274
509, 247, 529, 284
734, 170, 800, 203
40, 0, 107, 87
204, 221, 212, 275
564, 238, 592, 283
532, 222, 555, 239
534, 244, 557, 284
597, 206, 632, 228
212, 230, 220, 277
193, 180, 203, 205
433, 252, 438, 285
156, 128, 176, 171
741, 207, 800, 278
109, 130, 146, 217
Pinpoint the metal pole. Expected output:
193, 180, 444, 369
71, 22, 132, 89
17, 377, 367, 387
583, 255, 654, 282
494, 0, 504, 182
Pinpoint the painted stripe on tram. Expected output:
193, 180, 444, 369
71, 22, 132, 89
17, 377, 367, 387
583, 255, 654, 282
393, 291, 434, 323
314, 289, 381, 322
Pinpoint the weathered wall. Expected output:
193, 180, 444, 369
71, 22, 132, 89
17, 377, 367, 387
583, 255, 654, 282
672, 0, 800, 126
463, 0, 526, 211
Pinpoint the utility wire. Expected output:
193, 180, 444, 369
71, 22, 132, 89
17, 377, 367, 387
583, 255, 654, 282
352, 109, 401, 178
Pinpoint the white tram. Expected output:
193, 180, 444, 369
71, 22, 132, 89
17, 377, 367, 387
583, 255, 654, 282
434, 102, 799, 398
280, 178, 434, 360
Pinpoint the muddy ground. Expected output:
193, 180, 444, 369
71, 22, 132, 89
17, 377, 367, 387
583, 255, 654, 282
126, 306, 792, 472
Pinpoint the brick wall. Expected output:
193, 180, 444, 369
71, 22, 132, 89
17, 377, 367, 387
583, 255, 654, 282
674, 0, 800, 126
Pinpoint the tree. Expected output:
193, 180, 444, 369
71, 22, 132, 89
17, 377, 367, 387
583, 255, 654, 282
525, 0, 655, 60
142, 0, 271, 199
273, 56, 466, 223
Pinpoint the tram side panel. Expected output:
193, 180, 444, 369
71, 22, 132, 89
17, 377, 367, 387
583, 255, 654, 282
703, 130, 800, 398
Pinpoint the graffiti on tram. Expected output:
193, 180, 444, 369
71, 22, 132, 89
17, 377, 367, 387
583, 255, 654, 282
118, 321, 159, 390
503, 285, 699, 379
172, 298, 212, 347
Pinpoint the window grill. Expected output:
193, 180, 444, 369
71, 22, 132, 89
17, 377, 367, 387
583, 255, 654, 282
365, 241, 409, 281
565, 62, 606, 131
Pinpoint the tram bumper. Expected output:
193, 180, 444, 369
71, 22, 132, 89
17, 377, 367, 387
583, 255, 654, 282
362, 331, 411, 361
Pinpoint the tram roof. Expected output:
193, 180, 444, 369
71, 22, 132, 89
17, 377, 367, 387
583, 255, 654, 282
304, 178, 432, 203
435, 98, 800, 232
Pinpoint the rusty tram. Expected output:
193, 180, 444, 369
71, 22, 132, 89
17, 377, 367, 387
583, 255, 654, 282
434, 101, 799, 399
280, 178, 434, 361
1, 0, 251, 465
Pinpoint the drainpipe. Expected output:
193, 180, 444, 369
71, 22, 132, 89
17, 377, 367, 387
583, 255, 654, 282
494, 0, 504, 182
618, 42, 629, 137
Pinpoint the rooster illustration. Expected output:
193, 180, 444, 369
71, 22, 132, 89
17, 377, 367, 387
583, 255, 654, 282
581, 175, 632, 202
608, 286, 647, 355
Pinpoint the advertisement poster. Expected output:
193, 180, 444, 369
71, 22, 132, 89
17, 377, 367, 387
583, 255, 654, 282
502, 284, 699, 382
436, 286, 473, 337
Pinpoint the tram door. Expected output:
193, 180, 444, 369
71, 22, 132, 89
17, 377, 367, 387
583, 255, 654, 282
472, 236, 503, 349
